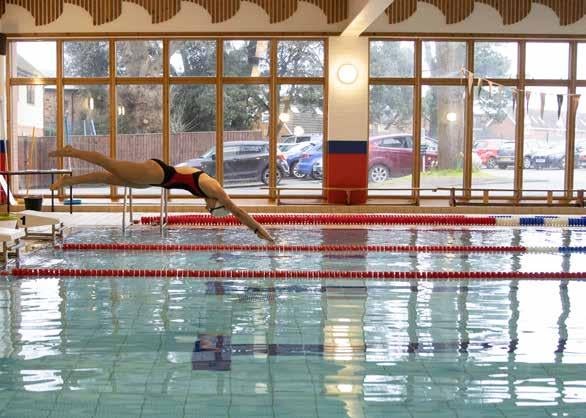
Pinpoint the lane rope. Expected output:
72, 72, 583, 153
139, 214, 586, 227
9, 268, 586, 280
60, 243, 586, 254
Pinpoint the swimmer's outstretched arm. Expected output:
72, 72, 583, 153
200, 176, 275, 243
222, 197, 275, 244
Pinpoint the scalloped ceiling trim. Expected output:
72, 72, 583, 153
0, 0, 348, 25
386, 0, 585, 26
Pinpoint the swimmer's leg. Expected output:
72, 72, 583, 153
49, 171, 149, 190
49, 145, 163, 185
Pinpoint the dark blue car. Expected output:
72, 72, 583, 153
284, 141, 320, 178
296, 144, 323, 179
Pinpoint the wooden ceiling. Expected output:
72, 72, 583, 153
386, 0, 586, 26
0, 0, 348, 26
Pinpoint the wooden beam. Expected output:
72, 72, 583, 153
342, 0, 396, 37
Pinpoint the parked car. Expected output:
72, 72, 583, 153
177, 140, 289, 185
473, 138, 514, 169
576, 140, 586, 168
368, 134, 438, 183
283, 141, 321, 178
495, 142, 516, 169
278, 134, 322, 151
531, 145, 566, 169
312, 159, 323, 180
296, 144, 323, 179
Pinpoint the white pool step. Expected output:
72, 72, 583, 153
0, 227, 25, 267
15, 210, 64, 242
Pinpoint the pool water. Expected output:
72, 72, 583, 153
0, 226, 585, 417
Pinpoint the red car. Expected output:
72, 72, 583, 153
368, 134, 438, 183
473, 138, 513, 169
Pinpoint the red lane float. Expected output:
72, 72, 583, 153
9, 268, 586, 280
140, 214, 499, 227
61, 242, 528, 253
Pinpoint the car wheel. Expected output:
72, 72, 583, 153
290, 162, 306, 179
523, 156, 532, 169
261, 168, 282, 185
486, 157, 497, 169
558, 158, 565, 169
369, 164, 390, 183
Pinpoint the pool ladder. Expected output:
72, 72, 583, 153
122, 187, 168, 235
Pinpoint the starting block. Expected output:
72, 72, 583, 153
0, 227, 25, 267
15, 210, 65, 243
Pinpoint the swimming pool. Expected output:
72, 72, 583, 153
1, 226, 586, 417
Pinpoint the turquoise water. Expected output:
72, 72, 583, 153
0, 227, 586, 417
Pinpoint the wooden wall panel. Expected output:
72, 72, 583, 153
478, 0, 532, 25
386, 0, 586, 26
127, 0, 181, 23
66, 0, 123, 25
6, 0, 63, 25
0, 0, 348, 26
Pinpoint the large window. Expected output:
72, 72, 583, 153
8, 38, 325, 200
63, 85, 110, 195
10, 85, 57, 193
369, 38, 582, 204
574, 87, 586, 191
421, 86, 466, 192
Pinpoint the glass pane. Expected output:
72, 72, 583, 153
223, 84, 270, 195
116, 41, 163, 77
474, 42, 518, 79
63, 41, 109, 77
369, 41, 414, 78
224, 40, 270, 77
578, 44, 586, 80
64, 85, 110, 195
422, 41, 466, 78
526, 43, 569, 80
116, 85, 163, 194
471, 88, 516, 194
574, 87, 586, 190
277, 40, 324, 77
170, 40, 216, 77
421, 86, 466, 193
278, 85, 324, 194
170, 84, 216, 198
368, 85, 414, 196
12, 41, 56, 78
10, 86, 57, 193
523, 86, 567, 194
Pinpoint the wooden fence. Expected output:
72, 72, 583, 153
15, 130, 263, 189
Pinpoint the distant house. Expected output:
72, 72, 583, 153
13, 57, 44, 137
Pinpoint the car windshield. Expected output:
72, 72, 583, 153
201, 147, 215, 158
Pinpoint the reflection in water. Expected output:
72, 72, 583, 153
0, 278, 585, 416
2, 224, 586, 416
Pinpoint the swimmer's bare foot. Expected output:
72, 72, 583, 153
49, 145, 76, 158
49, 176, 69, 191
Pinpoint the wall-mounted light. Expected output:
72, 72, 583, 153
117, 105, 125, 116
278, 112, 290, 123
88, 97, 94, 110
446, 112, 457, 122
293, 126, 305, 136
337, 63, 358, 84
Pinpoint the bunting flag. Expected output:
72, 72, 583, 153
571, 94, 581, 115
487, 80, 493, 97
571, 95, 581, 127
477, 78, 484, 98
525, 91, 532, 113
467, 72, 474, 96
540, 92, 546, 120
557, 94, 564, 120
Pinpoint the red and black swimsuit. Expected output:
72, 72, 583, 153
150, 158, 208, 198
